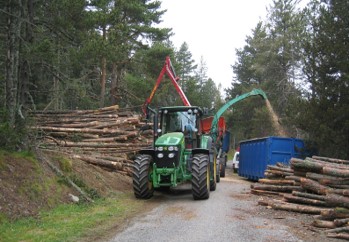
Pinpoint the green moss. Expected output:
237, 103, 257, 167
57, 157, 73, 173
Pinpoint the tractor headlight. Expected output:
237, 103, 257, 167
157, 146, 163, 151
157, 153, 164, 158
168, 146, 174, 151
168, 153, 175, 158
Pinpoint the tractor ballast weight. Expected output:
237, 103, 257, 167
133, 106, 217, 200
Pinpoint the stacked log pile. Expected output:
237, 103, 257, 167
252, 156, 349, 240
30, 105, 153, 176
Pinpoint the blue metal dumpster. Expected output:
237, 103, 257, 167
238, 136, 304, 181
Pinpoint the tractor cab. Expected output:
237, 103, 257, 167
157, 106, 201, 149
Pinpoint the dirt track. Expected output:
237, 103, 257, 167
109, 161, 342, 242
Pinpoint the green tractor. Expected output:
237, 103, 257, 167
132, 106, 217, 200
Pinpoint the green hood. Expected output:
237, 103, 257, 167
155, 132, 184, 146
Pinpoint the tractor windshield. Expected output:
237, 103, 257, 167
161, 110, 197, 134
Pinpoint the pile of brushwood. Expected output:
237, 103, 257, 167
252, 156, 349, 240
30, 105, 153, 176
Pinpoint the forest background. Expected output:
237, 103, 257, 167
1, 0, 348, 159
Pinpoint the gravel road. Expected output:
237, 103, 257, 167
110, 161, 340, 242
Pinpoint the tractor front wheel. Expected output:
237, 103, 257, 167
191, 154, 210, 200
132, 155, 154, 199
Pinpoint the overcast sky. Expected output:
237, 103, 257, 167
159, 0, 275, 91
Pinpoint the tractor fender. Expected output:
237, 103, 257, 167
138, 149, 155, 158
192, 148, 210, 156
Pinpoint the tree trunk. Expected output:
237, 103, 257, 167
5, 0, 22, 126
99, 26, 107, 108
110, 62, 117, 105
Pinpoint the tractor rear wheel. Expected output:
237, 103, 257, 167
210, 159, 217, 191
220, 155, 227, 177
191, 154, 210, 200
216, 162, 221, 183
132, 155, 154, 199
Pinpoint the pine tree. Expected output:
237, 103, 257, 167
298, 0, 349, 159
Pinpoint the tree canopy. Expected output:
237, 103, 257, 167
1, 0, 348, 159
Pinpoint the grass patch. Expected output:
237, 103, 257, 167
0, 193, 142, 242
56, 156, 73, 173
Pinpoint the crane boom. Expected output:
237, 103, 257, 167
143, 56, 191, 115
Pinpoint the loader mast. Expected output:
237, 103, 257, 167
143, 56, 191, 116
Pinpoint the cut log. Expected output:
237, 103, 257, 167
323, 166, 349, 178
285, 175, 302, 182
251, 189, 281, 196
327, 233, 349, 240
251, 184, 302, 192
313, 155, 349, 164
306, 157, 349, 169
293, 171, 307, 177
306, 172, 349, 185
290, 158, 323, 173
325, 193, 349, 209
264, 172, 281, 179
73, 155, 123, 170
271, 201, 330, 214
258, 179, 295, 185
54, 141, 149, 148
321, 208, 349, 219
329, 185, 349, 189
263, 169, 293, 177
325, 226, 349, 233
312, 219, 336, 229
267, 165, 293, 173
51, 121, 99, 128
257, 199, 274, 206
82, 137, 125, 143
330, 189, 349, 197
300, 178, 331, 195
292, 191, 326, 201
283, 194, 327, 207
334, 218, 349, 227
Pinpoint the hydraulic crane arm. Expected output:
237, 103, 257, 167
143, 56, 191, 115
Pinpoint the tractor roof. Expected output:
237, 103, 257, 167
158, 106, 203, 115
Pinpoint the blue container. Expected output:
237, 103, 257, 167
239, 136, 304, 181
